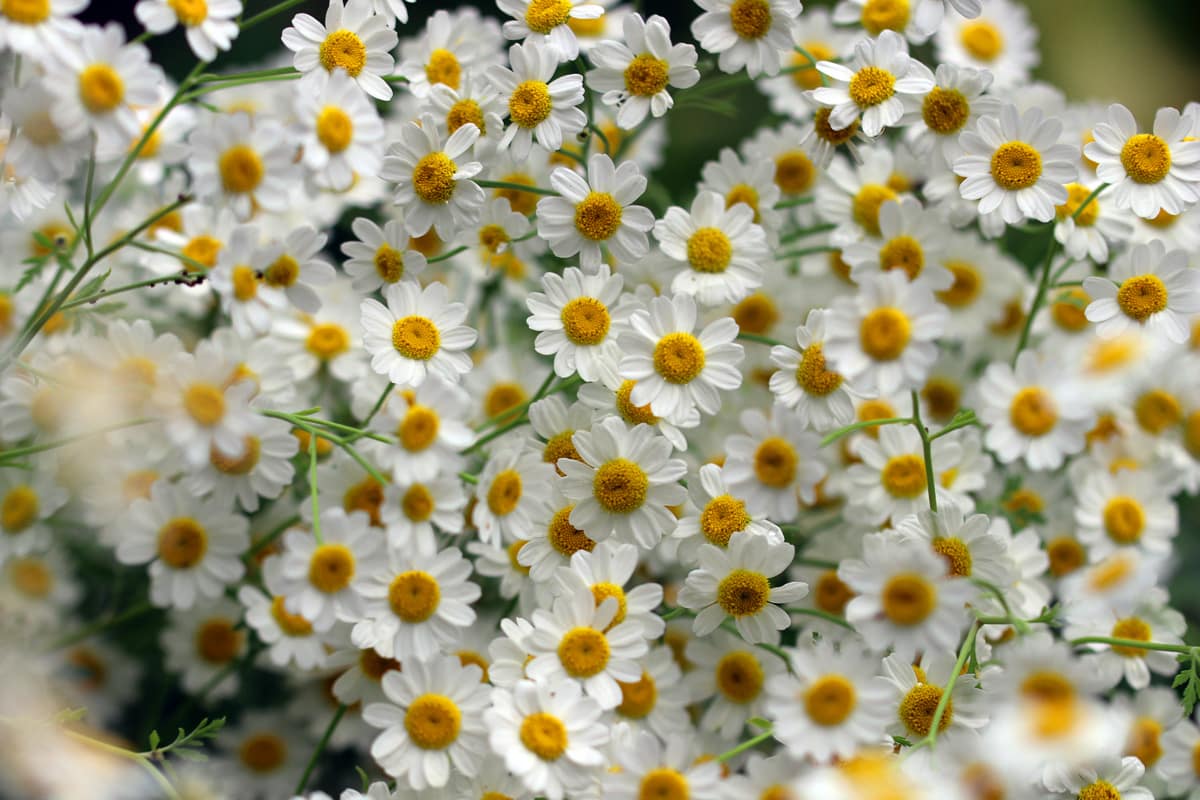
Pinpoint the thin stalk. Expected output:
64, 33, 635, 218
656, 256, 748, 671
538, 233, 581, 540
910, 390, 938, 512
308, 430, 322, 543
786, 607, 855, 631
239, 0, 308, 30
475, 179, 558, 197
820, 417, 912, 447
48, 601, 155, 650
57, 272, 203, 313
914, 621, 978, 752
736, 332, 784, 348
0, 418, 156, 463
716, 725, 775, 762
776, 244, 836, 259
1069, 637, 1190, 654
246, 515, 302, 559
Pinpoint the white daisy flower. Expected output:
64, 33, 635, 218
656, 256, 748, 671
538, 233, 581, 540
608, 644, 692, 739
765, 636, 892, 761
843, 196, 952, 289
976, 351, 1094, 471
486, 678, 609, 800
1066, 591, 1184, 691
833, 0, 943, 43
934, 0, 1039, 90
1060, 546, 1164, 620
0, 469, 67, 565
258, 224, 337, 314
602, 729, 723, 800
271, 280, 368, 386
271, 507, 384, 630
497, 0, 604, 63
810, 30, 934, 139
154, 344, 259, 468
722, 405, 826, 522
360, 280, 477, 387
1053, 181, 1133, 264
371, 377, 473, 485
880, 650, 987, 745
815, 146, 911, 244
577, 368, 698, 452
558, 416, 687, 550
678, 532, 808, 645
654, 189, 769, 306
341, 216, 427, 294
768, 308, 858, 431
381, 475, 468, 559
281, 0, 399, 101
238, 584, 328, 671
839, 532, 977, 659
428, 73, 507, 154
183, 414, 298, 513
691, 0, 801, 78
207, 224, 284, 338
363, 655, 491, 790
216, 711, 312, 799
1083, 241, 1200, 344
0, 0, 84, 59
698, 145, 785, 237
518, 485, 596, 585
114, 481, 248, 610
684, 627, 787, 739
824, 269, 949, 395
537, 153, 654, 270
555, 540, 664, 639
586, 13, 700, 129
296, 68, 385, 193
472, 445, 557, 547
329, 642, 402, 708
1048, 757, 1153, 800
526, 264, 625, 383
1074, 467, 1177, 560
672, 463, 784, 567
135, 0, 240, 62
187, 111, 300, 220
843, 424, 965, 525
396, 8, 501, 96
492, 41, 586, 161
1159, 715, 1200, 799
894, 504, 1014, 585
2, 82, 84, 184
954, 104, 1077, 225
381, 113, 485, 239
160, 598, 246, 700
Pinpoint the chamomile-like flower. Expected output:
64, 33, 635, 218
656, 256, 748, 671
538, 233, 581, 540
382, 113, 485, 239
361, 281, 477, 387
341, 216, 427, 293
472, 445, 556, 547
672, 463, 784, 567
1066, 590, 1185, 691
0, 0, 85, 59
373, 376, 474, 484
684, 627, 787, 739
768, 309, 858, 431
555, 541, 664, 639
154, 345, 259, 468
492, 41, 586, 161
238, 584, 328, 671
497, 0, 604, 63
722, 405, 827, 522
161, 598, 247, 700
586, 13, 699, 129
894, 504, 1014, 584
135, 0, 241, 62
188, 110, 299, 220
295, 68, 385, 193
1048, 757, 1153, 800
1053, 181, 1133, 264
281, 0, 399, 101
256, 224, 337, 315
843, 424, 966, 525
184, 414, 298, 513
934, 0, 1039, 90
1074, 467, 1177, 560
602, 729, 723, 800
843, 196, 952, 289
691, 0, 801, 78
1083, 241, 1200, 344
0, 469, 67, 565
526, 264, 625, 383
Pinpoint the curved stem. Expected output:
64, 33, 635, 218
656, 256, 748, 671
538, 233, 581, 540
786, 606, 855, 631
820, 417, 912, 447
716, 724, 775, 762
736, 332, 784, 348
910, 390, 937, 512
295, 704, 347, 794
1069, 636, 1189, 654
475, 179, 558, 197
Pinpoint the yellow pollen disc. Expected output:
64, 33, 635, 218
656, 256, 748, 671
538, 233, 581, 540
218, 144, 263, 194
1004, 487, 1045, 516
182, 382, 225, 427
616, 380, 659, 425
922, 86, 969, 134
1120, 133, 1172, 184
574, 191, 623, 241
315, 106, 353, 153
1134, 389, 1181, 434
1020, 670, 1076, 705
815, 107, 860, 145
1046, 536, 1086, 576
169, 0, 208, 26
270, 595, 313, 636
520, 712, 568, 760
309, 543, 356, 593
10, 557, 52, 597
989, 298, 1026, 335
934, 260, 980, 308
548, 506, 596, 556
725, 183, 761, 224
524, 0, 571, 33
1128, 716, 1163, 767
852, 184, 898, 237
687, 227, 734, 273
412, 152, 457, 205
446, 99, 483, 134
543, 431, 581, 473
920, 377, 960, 423
754, 436, 798, 488
858, 307, 911, 361
485, 382, 527, 419
814, 570, 855, 615
371, 244, 405, 283
715, 650, 764, 703
263, 254, 300, 288
881, 573, 936, 625
1185, 410, 1200, 460
508, 539, 531, 574
932, 536, 972, 577
591, 581, 627, 626
425, 48, 461, 90
195, 618, 242, 663
78, 64, 125, 114
652, 332, 706, 384
1103, 496, 1145, 544
182, 235, 221, 271
1056, 183, 1100, 226
1079, 780, 1123, 800
319, 29, 366, 76
990, 141, 1042, 190
860, 0, 909, 34
880, 453, 927, 498
0, 486, 38, 534
700, 494, 751, 546
639, 768, 689, 800
716, 568, 771, 617
388, 570, 441, 622
210, 436, 260, 475
478, 224, 509, 254
1009, 387, 1057, 436
899, 683, 952, 736
733, 293, 779, 335
391, 315, 440, 360
567, 11, 605, 35
238, 732, 286, 773
805, 674, 858, 726
959, 20, 1004, 61
399, 405, 440, 452
879, 235, 924, 280
558, 626, 610, 677
791, 42, 836, 90
400, 483, 435, 522
729, 0, 772, 39
305, 323, 350, 360
457, 650, 489, 682
1147, 208, 1179, 229
617, 671, 657, 718
509, 80, 553, 129
774, 150, 816, 195
408, 229, 443, 257
848, 66, 896, 109
1, 0, 50, 24
405, 694, 461, 749
487, 469, 523, 516
359, 648, 402, 680
592, 458, 649, 513
231, 265, 258, 301
1116, 274, 1168, 322
560, 296, 611, 345
624, 53, 670, 97
495, 172, 539, 215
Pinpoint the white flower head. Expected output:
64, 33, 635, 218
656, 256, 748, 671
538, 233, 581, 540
382, 113, 486, 239
497, 0, 604, 63
691, 0, 802, 78
135, 0, 241, 62
281, 0, 399, 100
1083, 240, 1200, 344
492, 41, 586, 161
360, 281, 477, 387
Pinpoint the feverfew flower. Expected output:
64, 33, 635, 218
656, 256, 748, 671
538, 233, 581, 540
492, 41, 586, 161
691, 0, 801, 78
281, 0, 399, 101
497, 0, 604, 63
1082, 241, 1200, 344
188, 111, 299, 220
472, 445, 556, 547
382, 113, 485, 239
295, 68, 385, 192
672, 463, 785, 567
526, 264, 625, 383
360, 281, 477, 387
135, 0, 240, 62
586, 14, 700, 129
768, 309, 858, 431
340, 216, 427, 293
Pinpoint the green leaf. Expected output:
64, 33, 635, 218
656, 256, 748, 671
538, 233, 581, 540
148, 730, 160, 750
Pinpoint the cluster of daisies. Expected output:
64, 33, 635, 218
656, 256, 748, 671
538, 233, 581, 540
4, 0, 1200, 798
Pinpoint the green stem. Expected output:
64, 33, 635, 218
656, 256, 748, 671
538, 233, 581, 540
48, 600, 155, 650
62, 729, 179, 800
308, 428, 322, 543
459, 471, 479, 485
786, 607, 855, 631
820, 417, 911, 447
776, 244, 835, 259
475, 179, 558, 197
774, 196, 814, 210
196, 66, 298, 84
1072, 183, 1108, 220
1069, 637, 1190, 654
0, 418, 156, 463
464, 415, 531, 455
129, 241, 215, 275
295, 704, 347, 794
246, 515, 301, 559
915, 621, 978, 751
58, 271, 204, 313
780, 223, 836, 244
910, 390, 937, 512
716, 725, 775, 762
427, 245, 469, 264
239, 0, 307, 30
736, 332, 784, 347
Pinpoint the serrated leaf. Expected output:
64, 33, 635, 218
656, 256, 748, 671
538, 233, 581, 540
74, 270, 111, 300
173, 749, 208, 762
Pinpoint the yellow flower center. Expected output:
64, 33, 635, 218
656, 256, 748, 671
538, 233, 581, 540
715, 650, 764, 703
1185, 410, 1200, 460
1056, 182, 1100, 226
1103, 496, 1145, 544
815, 107, 860, 147
478, 224, 509, 254
574, 191, 623, 241
558, 626, 610, 677
231, 265, 259, 301
401, 483, 435, 522
805, 674, 858, 726
858, 307, 911, 361
182, 235, 221, 271
263, 254, 299, 288
509, 80, 553, 129
686, 227, 734, 273
921, 377, 960, 423
1009, 387, 1057, 436
405, 694, 462, 749
593, 458, 649, 513
567, 11, 605, 35
371, 244, 405, 283
1127, 716, 1163, 768
725, 183, 761, 223
548, 505, 596, 556
308, 543, 356, 593
1134, 389, 1181, 433
391, 315, 441, 359
319, 29, 366, 77
959, 20, 1004, 61
922, 87, 970, 135
1116, 274, 1168, 322
425, 48, 461, 90
729, 0, 772, 39
238, 732, 286, 773
9, 557, 52, 597
195, 618, 242, 664
814, 570, 855, 615
78, 64, 125, 114
990, 142, 1042, 190
932, 536, 972, 577
1120, 133, 1172, 184
899, 683, 952, 736
616, 380, 659, 425
848, 66, 896, 109
543, 432, 581, 474
495, 172, 539, 215
851, 184, 898, 236
1079, 780, 1122, 800
487, 469, 523, 516
457, 650, 489, 681
520, 712, 568, 760
591, 581, 627, 625
1107, 617, 1152, 657
315, 106, 353, 154
617, 671, 657, 718
881, 573, 936, 625
485, 382, 527, 419
1050, 287, 1090, 332
389, 570, 441, 622
524, 0, 572, 34
1, 0, 50, 25
860, 0, 909, 34
753, 436, 798, 488
879, 235, 924, 280
639, 769, 689, 800
1046, 536, 1086, 577
305, 322, 351, 360
270, 596, 313, 636
446, 98, 483, 134
774, 151, 815, 195
398, 405, 440, 452
218, 144, 263, 194
182, 382, 225, 427
733, 293, 779, 335
560, 296, 611, 345
716, 568, 771, 617
700, 494, 751, 546
412, 152, 458, 205
0, 486, 39, 534
210, 436, 260, 475
791, 42, 836, 90
652, 331, 706, 384
881, 454, 927, 498
624, 53, 670, 96
937, 260, 983, 307
359, 648, 402, 681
